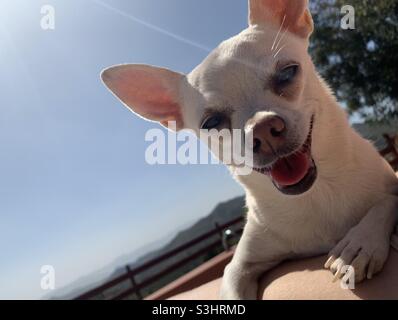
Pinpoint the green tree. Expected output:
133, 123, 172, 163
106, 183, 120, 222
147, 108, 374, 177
309, 0, 398, 121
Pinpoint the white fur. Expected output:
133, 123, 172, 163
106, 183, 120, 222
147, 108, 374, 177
180, 25, 398, 300
102, 2, 398, 300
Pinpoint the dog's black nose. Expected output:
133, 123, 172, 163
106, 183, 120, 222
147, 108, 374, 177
252, 116, 286, 154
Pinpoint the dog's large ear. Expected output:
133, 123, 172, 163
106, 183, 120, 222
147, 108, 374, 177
101, 64, 185, 130
248, 0, 313, 39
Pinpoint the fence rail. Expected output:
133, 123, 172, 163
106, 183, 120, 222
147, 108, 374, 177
380, 134, 398, 170
75, 216, 244, 300
75, 133, 397, 300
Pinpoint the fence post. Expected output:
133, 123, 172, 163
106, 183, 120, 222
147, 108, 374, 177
214, 222, 230, 251
381, 134, 398, 170
126, 265, 143, 300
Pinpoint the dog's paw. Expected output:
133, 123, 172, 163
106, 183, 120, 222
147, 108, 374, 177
324, 224, 390, 283
219, 263, 258, 300
219, 281, 257, 300
219, 277, 246, 300
219, 281, 239, 300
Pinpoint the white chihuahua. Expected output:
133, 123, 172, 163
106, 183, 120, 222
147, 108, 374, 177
101, 0, 398, 299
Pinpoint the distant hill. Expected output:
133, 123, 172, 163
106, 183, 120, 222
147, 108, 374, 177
43, 231, 176, 300
129, 196, 246, 271
47, 196, 246, 299
47, 119, 397, 300
106, 196, 246, 298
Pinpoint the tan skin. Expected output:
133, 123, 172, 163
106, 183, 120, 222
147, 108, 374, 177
170, 250, 398, 300
171, 173, 398, 300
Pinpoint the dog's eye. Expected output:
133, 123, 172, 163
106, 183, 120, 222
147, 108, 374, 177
275, 64, 299, 86
201, 114, 225, 130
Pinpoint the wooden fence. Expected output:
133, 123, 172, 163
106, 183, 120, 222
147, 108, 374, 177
380, 134, 398, 170
75, 216, 244, 300
75, 133, 397, 300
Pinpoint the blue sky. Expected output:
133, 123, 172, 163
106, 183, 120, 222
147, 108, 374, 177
0, 0, 249, 299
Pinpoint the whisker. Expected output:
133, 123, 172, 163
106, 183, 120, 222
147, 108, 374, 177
273, 44, 286, 59
271, 14, 286, 52
274, 26, 289, 53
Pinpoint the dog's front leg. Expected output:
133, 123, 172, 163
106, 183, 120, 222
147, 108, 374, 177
325, 193, 398, 282
220, 219, 288, 300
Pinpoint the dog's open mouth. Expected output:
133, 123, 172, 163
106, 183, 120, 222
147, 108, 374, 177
254, 116, 317, 196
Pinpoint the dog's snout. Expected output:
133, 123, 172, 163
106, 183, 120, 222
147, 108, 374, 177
252, 116, 286, 154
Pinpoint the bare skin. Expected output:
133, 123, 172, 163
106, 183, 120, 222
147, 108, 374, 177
170, 249, 398, 300
101, 0, 398, 300
220, 174, 398, 299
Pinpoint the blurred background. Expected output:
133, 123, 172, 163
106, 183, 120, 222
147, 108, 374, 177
0, 0, 396, 299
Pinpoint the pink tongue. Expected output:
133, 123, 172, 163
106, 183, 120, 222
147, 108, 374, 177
270, 152, 310, 187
